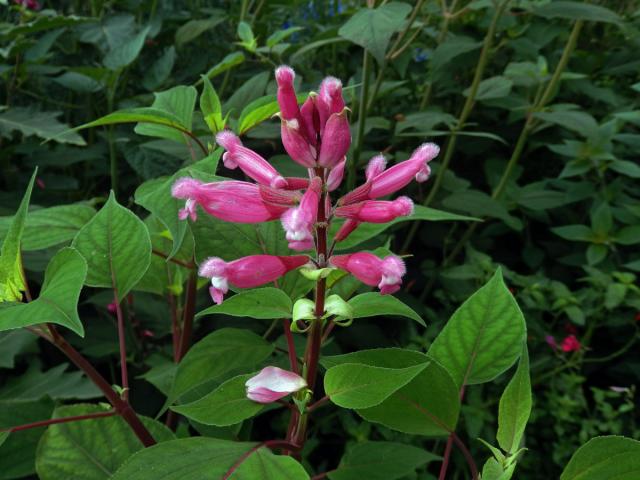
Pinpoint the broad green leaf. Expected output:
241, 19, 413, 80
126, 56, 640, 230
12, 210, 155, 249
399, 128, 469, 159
135, 86, 198, 143
464, 76, 513, 101
0, 330, 35, 368
0, 204, 95, 251
238, 95, 279, 134
103, 26, 150, 70
0, 170, 36, 302
534, 110, 599, 137
175, 17, 223, 46
552, 225, 594, 242
224, 72, 270, 118
172, 374, 263, 426
442, 190, 522, 231
0, 108, 86, 145
534, 1, 621, 23
71, 107, 186, 134
497, 346, 531, 453
0, 432, 8, 449
615, 226, 640, 245
266, 27, 304, 47
325, 362, 428, 409
328, 441, 439, 480
166, 328, 273, 408
0, 363, 99, 401
321, 348, 460, 436
196, 288, 293, 320
334, 205, 480, 250
200, 76, 224, 134
200, 52, 245, 83
347, 293, 425, 326
560, 436, 640, 480
52, 71, 103, 93
233, 448, 309, 479
609, 160, 640, 179
338, 2, 413, 63
142, 46, 176, 91
110, 438, 255, 479
35, 404, 174, 480
591, 203, 613, 235
72, 191, 151, 301
430, 36, 482, 76
0, 248, 87, 336
237, 21, 257, 51
0, 398, 54, 479
482, 457, 517, 480
134, 152, 219, 257
428, 269, 526, 388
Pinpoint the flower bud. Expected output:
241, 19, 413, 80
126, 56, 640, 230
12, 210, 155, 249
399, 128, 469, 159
281, 177, 321, 251
365, 154, 387, 181
318, 109, 351, 168
245, 366, 307, 404
331, 252, 406, 295
335, 196, 414, 223
280, 118, 317, 168
275, 65, 300, 122
317, 76, 345, 132
327, 158, 346, 192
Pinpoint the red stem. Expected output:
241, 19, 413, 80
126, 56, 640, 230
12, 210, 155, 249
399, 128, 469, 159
438, 436, 455, 480
438, 386, 470, 480
113, 293, 129, 401
152, 249, 194, 269
2, 410, 116, 433
177, 270, 197, 360
283, 319, 299, 374
222, 440, 301, 479
306, 395, 330, 412
46, 325, 156, 447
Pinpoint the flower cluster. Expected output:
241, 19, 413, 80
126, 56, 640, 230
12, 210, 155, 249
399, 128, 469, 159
172, 65, 439, 307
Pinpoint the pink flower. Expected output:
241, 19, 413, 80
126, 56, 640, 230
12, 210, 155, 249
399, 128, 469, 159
275, 66, 300, 122
280, 118, 317, 168
107, 301, 118, 315
561, 335, 581, 353
317, 77, 345, 133
331, 253, 406, 295
334, 218, 360, 242
300, 96, 319, 145
172, 178, 290, 223
365, 155, 387, 181
199, 255, 308, 304
368, 143, 440, 199
545, 335, 557, 350
318, 109, 351, 168
216, 131, 287, 189
335, 196, 414, 223
14, 0, 41, 10
281, 177, 321, 250
245, 366, 307, 404
327, 158, 346, 192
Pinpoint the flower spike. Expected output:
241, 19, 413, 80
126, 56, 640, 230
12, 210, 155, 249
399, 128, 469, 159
331, 253, 406, 295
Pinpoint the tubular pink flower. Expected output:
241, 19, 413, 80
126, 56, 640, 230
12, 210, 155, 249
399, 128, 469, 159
281, 177, 321, 251
300, 96, 319, 144
368, 143, 440, 198
216, 130, 287, 189
275, 65, 300, 122
327, 158, 346, 192
365, 155, 387, 181
338, 182, 372, 206
317, 77, 345, 132
335, 196, 414, 223
334, 218, 360, 242
331, 253, 406, 295
280, 118, 317, 168
318, 109, 351, 168
283, 177, 311, 190
172, 178, 288, 223
245, 366, 307, 404
199, 255, 308, 304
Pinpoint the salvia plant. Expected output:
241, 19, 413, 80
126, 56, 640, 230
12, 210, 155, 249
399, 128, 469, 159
1, 1, 639, 480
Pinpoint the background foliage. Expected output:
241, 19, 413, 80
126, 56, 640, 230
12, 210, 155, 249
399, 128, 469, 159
1, 0, 639, 479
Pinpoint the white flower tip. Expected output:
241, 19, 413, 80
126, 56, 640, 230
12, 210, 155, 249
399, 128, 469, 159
396, 196, 414, 216
275, 65, 295, 85
321, 76, 342, 97
171, 177, 202, 198
416, 142, 440, 162
365, 154, 387, 180
216, 130, 241, 150
198, 257, 226, 278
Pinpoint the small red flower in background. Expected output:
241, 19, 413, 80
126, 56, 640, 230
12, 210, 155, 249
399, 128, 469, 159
14, 0, 41, 10
564, 323, 578, 335
107, 301, 117, 315
561, 334, 581, 353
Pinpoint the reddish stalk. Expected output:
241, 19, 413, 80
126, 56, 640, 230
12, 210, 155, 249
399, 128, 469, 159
306, 395, 330, 413
177, 270, 197, 360
113, 293, 129, 401
222, 440, 301, 479
46, 325, 156, 447
438, 386, 469, 480
2, 410, 116, 433
151, 249, 194, 269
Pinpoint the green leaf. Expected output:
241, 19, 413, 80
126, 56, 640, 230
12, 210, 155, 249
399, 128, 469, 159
232, 448, 309, 479
591, 203, 613, 235
325, 362, 428, 409
334, 205, 479, 250
586, 244, 607, 266
0, 432, 8, 449
172, 373, 263, 426
35, 404, 174, 480
322, 348, 460, 436
103, 25, 150, 70
552, 225, 595, 242
0, 363, 99, 401
200, 52, 246, 82
442, 190, 522, 230
428, 268, 526, 388
166, 328, 273, 408
328, 441, 439, 480
534, 1, 622, 23
560, 436, 640, 480
0, 108, 86, 145
497, 346, 531, 453
200, 76, 224, 134
338, 2, 412, 63
534, 109, 599, 137
266, 27, 304, 48
135, 86, 198, 143
609, 160, 640, 179
430, 36, 482, 75
238, 94, 281, 134
464, 76, 513, 101
0, 170, 36, 302
615, 226, 640, 245
237, 21, 257, 51
604, 283, 627, 310
142, 46, 176, 91
71, 191, 151, 301
0, 330, 35, 368
0, 398, 54, 479
347, 293, 424, 326
175, 17, 223, 46
0, 204, 95, 251
0, 248, 87, 336
196, 287, 293, 320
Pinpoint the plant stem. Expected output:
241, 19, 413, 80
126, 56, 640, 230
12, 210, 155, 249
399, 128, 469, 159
402, 0, 508, 253
151, 249, 195, 269
349, 51, 372, 190
283, 319, 299, 374
113, 294, 129, 401
46, 325, 156, 447
438, 385, 467, 479
177, 269, 197, 360
222, 440, 301, 479
2, 410, 116, 433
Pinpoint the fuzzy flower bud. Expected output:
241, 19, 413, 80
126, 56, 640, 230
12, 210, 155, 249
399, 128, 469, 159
327, 158, 346, 192
216, 130, 287, 189
280, 118, 317, 168
199, 255, 308, 304
335, 196, 414, 223
281, 177, 321, 250
318, 108, 351, 168
317, 76, 345, 132
331, 253, 406, 295
275, 66, 300, 122
245, 366, 307, 404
